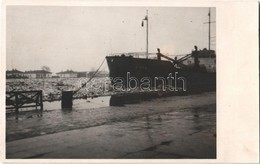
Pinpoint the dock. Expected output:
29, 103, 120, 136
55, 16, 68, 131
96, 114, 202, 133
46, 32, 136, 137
6, 91, 216, 159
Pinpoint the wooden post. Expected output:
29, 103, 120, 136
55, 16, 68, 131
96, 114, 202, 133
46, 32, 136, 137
15, 93, 18, 120
40, 90, 43, 111
15, 93, 19, 113
36, 94, 38, 110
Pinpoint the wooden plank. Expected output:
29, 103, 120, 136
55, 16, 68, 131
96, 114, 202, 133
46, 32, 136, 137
6, 90, 42, 94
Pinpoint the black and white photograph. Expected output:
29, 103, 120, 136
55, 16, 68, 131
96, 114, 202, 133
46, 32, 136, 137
2, 1, 259, 162
5, 6, 216, 159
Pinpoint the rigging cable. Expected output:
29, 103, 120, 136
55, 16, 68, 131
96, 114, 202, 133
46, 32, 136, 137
73, 58, 106, 94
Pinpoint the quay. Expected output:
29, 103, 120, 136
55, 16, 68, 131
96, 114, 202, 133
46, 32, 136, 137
6, 91, 216, 159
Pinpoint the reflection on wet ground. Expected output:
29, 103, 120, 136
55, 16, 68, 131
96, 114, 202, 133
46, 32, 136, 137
6, 92, 216, 159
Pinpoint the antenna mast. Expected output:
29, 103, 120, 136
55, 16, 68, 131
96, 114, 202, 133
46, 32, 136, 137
146, 10, 149, 58
141, 10, 149, 58
208, 8, 211, 50
204, 8, 215, 50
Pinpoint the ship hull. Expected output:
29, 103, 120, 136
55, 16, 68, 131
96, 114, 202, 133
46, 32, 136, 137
106, 56, 216, 92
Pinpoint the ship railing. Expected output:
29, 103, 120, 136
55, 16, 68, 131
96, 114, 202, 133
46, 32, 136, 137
108, 52, 158, 59
6, 90, 43, 113
108, 52, 192, 61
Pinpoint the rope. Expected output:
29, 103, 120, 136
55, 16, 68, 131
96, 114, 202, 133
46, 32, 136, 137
73, 58, 106, 94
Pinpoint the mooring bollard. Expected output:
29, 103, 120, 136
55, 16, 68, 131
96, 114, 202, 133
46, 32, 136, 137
110, 95, 125, 106
61, 91, 73, 109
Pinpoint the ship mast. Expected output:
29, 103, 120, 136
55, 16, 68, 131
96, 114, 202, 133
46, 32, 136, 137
208, 8, 211, 50
146, 10, 149, 59
204, 8, 215, 50
142, 10, 149, 58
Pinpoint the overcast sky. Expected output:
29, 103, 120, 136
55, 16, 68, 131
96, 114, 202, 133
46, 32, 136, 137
6, 6, 216, 73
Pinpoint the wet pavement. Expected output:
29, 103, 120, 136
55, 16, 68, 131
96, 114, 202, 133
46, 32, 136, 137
6, 92, 216, 159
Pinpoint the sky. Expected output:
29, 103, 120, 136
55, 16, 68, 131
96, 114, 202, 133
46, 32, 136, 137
6, 6, 216, 73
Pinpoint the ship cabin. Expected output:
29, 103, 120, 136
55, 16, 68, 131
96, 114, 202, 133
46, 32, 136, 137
184, 48, 216, 72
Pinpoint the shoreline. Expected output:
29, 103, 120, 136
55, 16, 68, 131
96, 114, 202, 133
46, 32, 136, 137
6, 97, 216, 158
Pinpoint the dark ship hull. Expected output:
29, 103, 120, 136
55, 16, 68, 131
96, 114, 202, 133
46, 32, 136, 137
106, 55, 216, 92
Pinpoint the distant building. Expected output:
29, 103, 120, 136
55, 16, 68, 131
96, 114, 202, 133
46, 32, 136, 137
87, 70, 109, 78
95, 71, 109, 77
51, 75, 60, 78
56, 70, 77, 78
6, 69, 25, 78
77, 72, 88, 78
24, 70, 52, 79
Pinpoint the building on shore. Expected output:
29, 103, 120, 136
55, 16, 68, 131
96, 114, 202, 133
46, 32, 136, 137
6, 69, 25, 78
98, 70, 109, 77
89, 70, 109, 77
77, 71, 88, 78
24, 70, 52, 79
56, 70, 78, 78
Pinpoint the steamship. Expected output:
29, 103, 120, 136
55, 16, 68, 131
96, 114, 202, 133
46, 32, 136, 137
106, 9, 216, 92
